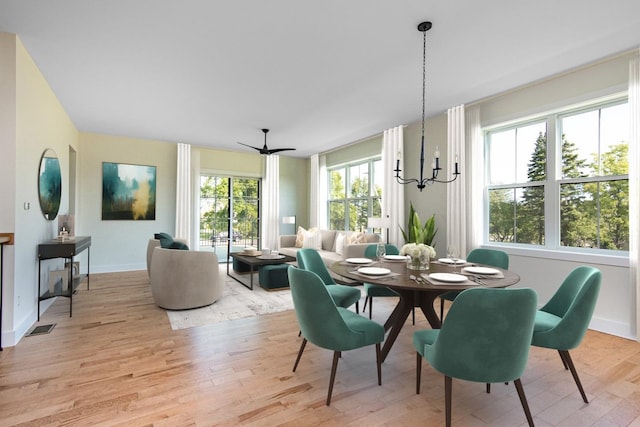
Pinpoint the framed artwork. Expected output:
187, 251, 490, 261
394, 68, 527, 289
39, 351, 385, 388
102, 162, 156, 220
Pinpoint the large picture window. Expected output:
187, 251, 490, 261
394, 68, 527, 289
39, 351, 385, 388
328, 158, 382, 231
485, 99, 629, 252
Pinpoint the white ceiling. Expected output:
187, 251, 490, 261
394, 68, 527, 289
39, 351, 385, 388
1, 1, 639, 158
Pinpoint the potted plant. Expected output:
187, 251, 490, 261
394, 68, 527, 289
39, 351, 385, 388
400, 202, 437, 246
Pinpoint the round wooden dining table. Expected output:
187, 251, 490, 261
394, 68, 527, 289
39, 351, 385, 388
330, 259, 520, 362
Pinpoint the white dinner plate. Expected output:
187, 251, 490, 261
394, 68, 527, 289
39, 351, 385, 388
384, 255, 407, 261
463, 266, 500, 275
428, 273, 467, 283
438, 258, 467, 264
346, 258, 373, 264
357, 267, 391, 276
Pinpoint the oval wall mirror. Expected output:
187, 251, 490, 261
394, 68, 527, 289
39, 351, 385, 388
38, 148, 62, 221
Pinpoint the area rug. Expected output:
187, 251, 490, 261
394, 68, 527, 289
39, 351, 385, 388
166, 278, 294, 330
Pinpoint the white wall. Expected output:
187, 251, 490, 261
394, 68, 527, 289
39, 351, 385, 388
0, 33, 80, 346
78, 133, 177, 273
402, 113, 449, 259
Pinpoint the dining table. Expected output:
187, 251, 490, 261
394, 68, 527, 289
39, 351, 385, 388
330, 257, 520, 362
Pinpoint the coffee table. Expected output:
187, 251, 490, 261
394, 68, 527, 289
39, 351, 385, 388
227, 252, 296, 290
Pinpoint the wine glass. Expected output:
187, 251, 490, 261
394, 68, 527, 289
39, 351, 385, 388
376, 242, 386, 267
447, 245, 460, 272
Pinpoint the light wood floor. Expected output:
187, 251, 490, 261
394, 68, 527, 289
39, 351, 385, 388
2, 270, 640, 426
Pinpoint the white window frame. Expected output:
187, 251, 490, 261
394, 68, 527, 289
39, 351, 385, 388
482, 95, 629, 264
327, 157, 382, 231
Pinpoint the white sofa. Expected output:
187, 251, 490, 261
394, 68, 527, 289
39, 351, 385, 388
278, 229, 381, 267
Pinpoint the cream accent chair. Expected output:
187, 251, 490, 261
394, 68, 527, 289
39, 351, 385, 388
149, 247, 223, 310
147, 237, 190, 276
146, 239, 161, 276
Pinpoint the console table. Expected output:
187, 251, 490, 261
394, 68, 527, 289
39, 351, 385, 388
37, 236, 91, 319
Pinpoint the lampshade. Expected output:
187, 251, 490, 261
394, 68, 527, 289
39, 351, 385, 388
367, 217, 390, 229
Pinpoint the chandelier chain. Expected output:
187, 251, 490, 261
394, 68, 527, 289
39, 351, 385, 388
393, 20, 460, 191
421, 28, 426, 140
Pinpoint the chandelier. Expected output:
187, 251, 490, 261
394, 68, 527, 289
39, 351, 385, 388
394, 21, 460, 191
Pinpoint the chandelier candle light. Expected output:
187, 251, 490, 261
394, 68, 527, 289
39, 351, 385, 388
394, 21, 460, 191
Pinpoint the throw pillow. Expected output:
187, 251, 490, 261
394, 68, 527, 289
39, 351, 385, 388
347, 232, 366, 244
155, 232, 171, 240
157, 233, 174, 248
302, 228, 322, 250
335, 233, 346, 255
294, 226, 306, 248
168, 241, 189, 250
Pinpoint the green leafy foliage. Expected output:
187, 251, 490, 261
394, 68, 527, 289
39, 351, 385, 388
400, 202, 437, 245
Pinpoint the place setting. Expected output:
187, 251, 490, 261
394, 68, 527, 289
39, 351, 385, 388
349, 265, 400, 280
343, 257, 374, 266
459, 265, 505, 285
420, 272, 475, 286
382, 254, 409, 262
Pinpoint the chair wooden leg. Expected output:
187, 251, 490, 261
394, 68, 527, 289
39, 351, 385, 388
355, 301, 360, 314
376, 343, 382, 385
513, 378, 535, 427
445, 375, 452, 427
362, 296, 369, 311
327, 351, 340, 406
293, 338, 307, 372
412, 307, 415, 325
416, 352, 422, 394
486, 383, 490, 393
369, 297, 373, 319
561, 350, 589, 403
558, 349, 569, 370
440, 298, 445, 321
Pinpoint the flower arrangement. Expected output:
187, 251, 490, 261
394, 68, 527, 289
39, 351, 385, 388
400, 243, 436, 270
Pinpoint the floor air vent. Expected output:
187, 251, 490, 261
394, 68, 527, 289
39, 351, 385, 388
27, 324, 56, 336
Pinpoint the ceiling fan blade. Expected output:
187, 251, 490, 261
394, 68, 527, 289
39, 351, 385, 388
237, 142, 261, 152
266, 148, 296, 154
238, 129, 295, 155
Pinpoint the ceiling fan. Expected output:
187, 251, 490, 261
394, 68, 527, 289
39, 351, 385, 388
237, 129, 296, 155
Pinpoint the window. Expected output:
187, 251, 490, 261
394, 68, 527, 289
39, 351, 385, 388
485, 99, 629, 252
328, 158, 382, 231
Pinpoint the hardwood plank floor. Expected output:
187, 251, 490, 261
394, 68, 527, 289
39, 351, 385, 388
1, 270, 640, 426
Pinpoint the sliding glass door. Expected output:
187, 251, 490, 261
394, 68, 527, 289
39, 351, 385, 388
200, 175, 260, 263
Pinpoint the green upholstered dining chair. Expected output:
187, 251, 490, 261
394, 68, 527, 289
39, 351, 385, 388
439, 248, 509, 321
532, 266, 601, 403
362, 244, 415, 323
414, 287, 537, 427
288, 266, 385, 406
296, 248, 361, 313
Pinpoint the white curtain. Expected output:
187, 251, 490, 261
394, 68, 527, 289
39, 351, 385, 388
466, 107, 483, 251
629, 50, 640, 340
382, 126, 405, 247
261, 155, 280, 250
446, 105, 467, 255
175, 143, 191, 246
310, 153, 327, 228
190, 149, 201, 250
